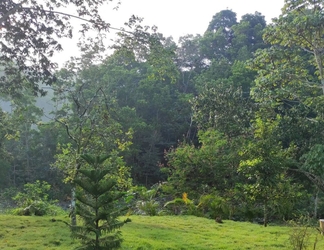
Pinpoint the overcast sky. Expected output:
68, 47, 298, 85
56, 0, 285, 65
114, 0, 284, 40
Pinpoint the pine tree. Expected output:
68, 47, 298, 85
71, 154, 129, 250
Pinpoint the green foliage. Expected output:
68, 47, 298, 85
302, 144, 324, 177
52, 61, 133, 186
11, 180, 60, 216
238, 116, 294, 226
136, 200, 160, 216
132, 184, 163, 216
3, 4, 324, 228
0, 187, 18, 212
202, 10, 237, 61
166, 129, 240, 197
1, 0, 120, 96
163, 198, 186, 215
193, 82, 254, 136
71, 154, 129, 250
288, 216, 321, 250
247, 1, 324, 222
13, 180, 51, 206
197, 193, 229, 219
163, 193, 200, 216
106, 32, 192, 185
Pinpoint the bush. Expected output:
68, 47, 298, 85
136, 200, 160, 216
11, 180, 62, 216
131, 184, 164, 216
198, 193, 229, 219
164, 193, 201, 216
288, 215, 321, 250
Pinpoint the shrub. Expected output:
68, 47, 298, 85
198, 193, 229, 219
11, 180, 61, 216
136, 200, 160, 216
288, 216, 321, 250
132, 184, 164, 216
164, 193, 201, 216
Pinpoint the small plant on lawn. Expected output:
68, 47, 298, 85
11, 180, 60, 216
134, 183, 163, 216
164, 192, 199, 215
197, 193, 229, 220
71, 154, 129, 250
288, 215, 321, 250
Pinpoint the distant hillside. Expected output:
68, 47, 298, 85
0, 87, 56, 122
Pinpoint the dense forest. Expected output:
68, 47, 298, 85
2, 0, 324, 227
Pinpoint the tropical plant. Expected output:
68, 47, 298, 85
11, 180, 60, 216
197, 193, 229, 220
132, 184, 163, 216
164, 192, 199, 216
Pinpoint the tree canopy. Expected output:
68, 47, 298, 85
2, 1, 324, 226
0, 0, 120, 97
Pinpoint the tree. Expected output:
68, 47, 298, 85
71, 154, 129, 250
0, 0, 121, 97
206, 9, 237, 41
193, 82, 254, 138
0, 109, 13, 188
231, 12, 267, 61
165, 129, 240, 198
52, 57, 133, 225
176, 34, 205, 94
238, 116, 292, 226
266, 0, 324, 90
250, 0, 324, 194
1, 90, 49, 187
200, 10, 238, 61
102, 31, 193, 185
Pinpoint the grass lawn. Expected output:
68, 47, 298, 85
0, 214, 323, 249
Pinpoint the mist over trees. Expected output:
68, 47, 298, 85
2, 0, 324, 226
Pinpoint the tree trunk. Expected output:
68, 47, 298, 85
314, 189, 319, 219
71, 186, 76, 226
263, 200, 268, 227
71, 159, 81, 226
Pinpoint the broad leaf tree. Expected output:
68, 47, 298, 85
165, 129, 241, 198
238, 116, 292, 227
52, 55, 132, 225
0, 0, 121, 97
251, 0, 324, 192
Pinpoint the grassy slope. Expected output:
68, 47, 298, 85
0, 215, 323, 249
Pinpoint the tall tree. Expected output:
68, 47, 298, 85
250, 0, 324, 194
176, 34, 205, 94
0, 0, 121, 97
231, 12, 267, 61
52, 56, 132, 225
238, 116, 291, 227
3, 91, 44, 186
71, 154, 128, 250
200, 10, 237, 61
100, 31, 193, 185
0, 109, 13, 188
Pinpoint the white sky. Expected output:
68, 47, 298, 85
114, 0, 284, 40
56, 0, 285, 65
